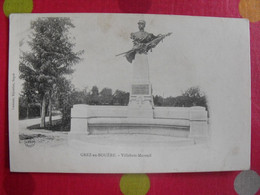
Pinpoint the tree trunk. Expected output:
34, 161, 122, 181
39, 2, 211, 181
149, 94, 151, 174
40, 94, 46, 128
49, 90, 52, 127
26, 104, 29, 119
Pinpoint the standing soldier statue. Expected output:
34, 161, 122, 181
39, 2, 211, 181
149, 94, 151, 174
117, 20, 172, 63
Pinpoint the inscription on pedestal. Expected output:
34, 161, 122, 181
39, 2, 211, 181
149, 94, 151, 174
132, 84, 149, 95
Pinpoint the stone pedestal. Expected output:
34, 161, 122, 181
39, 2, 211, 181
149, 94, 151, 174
127, 54, 154, 118
189, 107, 208, 138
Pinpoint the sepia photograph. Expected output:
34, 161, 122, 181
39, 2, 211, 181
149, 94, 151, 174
9, 13, 250, 173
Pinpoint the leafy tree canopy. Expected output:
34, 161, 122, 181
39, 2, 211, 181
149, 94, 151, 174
19, 17, 83, 127
20, 17, 83, 97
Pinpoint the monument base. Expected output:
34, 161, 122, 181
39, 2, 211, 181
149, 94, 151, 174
127, 53, 154, 118
69, 105, 208, 144
127, 94, 154, 118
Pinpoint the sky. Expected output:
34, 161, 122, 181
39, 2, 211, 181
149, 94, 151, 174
68, 14, 203, 97
17, 13, 250, 98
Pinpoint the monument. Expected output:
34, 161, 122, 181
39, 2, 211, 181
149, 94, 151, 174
117, 20, 172, 118
69, 20, 208, 142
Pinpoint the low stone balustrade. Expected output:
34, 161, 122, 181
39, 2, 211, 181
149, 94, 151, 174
69, 105, 208, 139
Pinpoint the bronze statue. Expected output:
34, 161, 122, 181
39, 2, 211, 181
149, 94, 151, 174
117, 20, 172, 63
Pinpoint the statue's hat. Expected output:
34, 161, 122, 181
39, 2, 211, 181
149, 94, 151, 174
138, 20, 146, 25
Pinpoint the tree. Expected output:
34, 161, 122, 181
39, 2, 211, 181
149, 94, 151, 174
20, 17, 83, 127
112, 90, 129, 105
175, 86, 207, 109
163, 96, 176, 107
100, 88, 113, 105
19, 80, 40, 119
19, 94, 41, 119
70, 90, 88, 104
55, 77, 74, 127
89, 86, 100, 105
153, 95, 164, 106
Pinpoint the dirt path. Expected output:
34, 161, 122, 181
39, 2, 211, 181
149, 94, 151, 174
19, 116, 68, 147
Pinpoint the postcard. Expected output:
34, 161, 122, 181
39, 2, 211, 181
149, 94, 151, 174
9, 13, 250, 173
